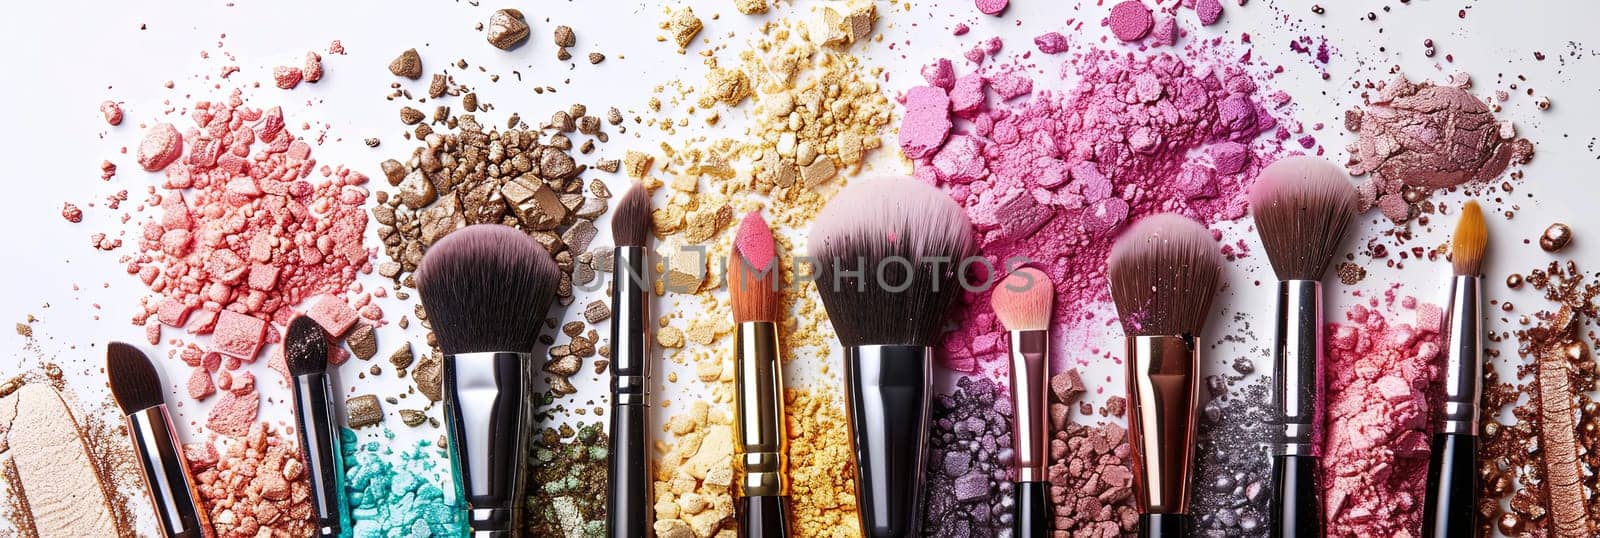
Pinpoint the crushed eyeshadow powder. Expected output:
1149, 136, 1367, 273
1045, 369, 1138, 536
1478, 260, 1600, 537
341, 429, 466, 536
1191, 373, 1271, 537
782, 386, 858, 537
1344, 73, 1534, 223
186, 423, 315, 537
1319, 297, 1442, 537
525, 422, 610, 537
906, 43, 1285, 373
919, 375, 1015, 535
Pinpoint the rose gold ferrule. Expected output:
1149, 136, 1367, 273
1008, 330, 1050, 483
734, 321, 789, 498
1125, 334, 1200, 515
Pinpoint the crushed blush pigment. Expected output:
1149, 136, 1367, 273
1344, 74, 1534, 222
186, 423, 314, 537
902, 45, 1284, 372
1044, 370, 1138, 536
1318, 298, 1442, 537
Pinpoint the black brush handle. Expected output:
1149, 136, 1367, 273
738, 495, 790, 538
1139, 513, 1188, 538
607, 402, 651, 537
1422, 433, 1478, 537
844, 345, 932, 538
1269, 454, 1320, 538
1013, 481, 1050, 538
292, 373, 348, 537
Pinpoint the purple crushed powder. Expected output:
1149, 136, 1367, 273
920, 375, 1015, 535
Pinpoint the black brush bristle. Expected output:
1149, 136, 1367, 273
106, 342, 166, 413
286, 315, 328, 376
1107, 213, 1225, 337
612, 182, 652, 248
807, 177, 975, 347
415, 224, 561, 354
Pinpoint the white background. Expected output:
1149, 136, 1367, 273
2, 0, 1597, 536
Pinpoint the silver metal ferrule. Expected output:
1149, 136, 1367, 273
611, 246, 651, 406
1272, 280, 1324, 457
1438, 275, 1483, 435
128, 405, 212, 538
1008, 330, 1049, 483
444, 351, 534, 535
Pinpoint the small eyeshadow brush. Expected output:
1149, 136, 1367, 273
608, 182, 654, 538
1422, 200, 1487, 537
991, 267, 1054, 538
729, 210, 792, 537
106, 342, 213, 538
286, 315, 350, 537
1248, 156, 1358, 538
809, 176, 975, 538
416, 224, 560, 535
1108, 213, 1224, 538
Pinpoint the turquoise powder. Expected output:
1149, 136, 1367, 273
341, 429, 467, 537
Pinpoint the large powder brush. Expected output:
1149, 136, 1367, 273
1108, 213, 1223, 538
415, 224, 559, 535
1248, 155, 1358, 538
809, 176, 974, 538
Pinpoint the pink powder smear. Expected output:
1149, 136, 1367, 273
902, 45, 1284, 372
1319, 299, 1442, 537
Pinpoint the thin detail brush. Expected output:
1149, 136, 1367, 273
730, 210, 792, 538
608, 182, 655, 538
992, 267, 1054, 538
286, 315, 349, 537
1423, 200, 1486, 538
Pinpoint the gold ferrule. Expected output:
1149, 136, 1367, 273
734, 321, 789, 497
1125, 334, 1200, 515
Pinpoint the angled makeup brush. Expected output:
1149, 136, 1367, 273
1249, 155, 1357, 538
1108, 213, 1224, 538
286, 315, 349, 537
730, 210, 792, 538
416, 224, 560, 535
809, 176, 975, 538
608, 182, 654, 538
992, 267, 1054, 538
107, 342, 212, 538
1423, 200, 1487, 538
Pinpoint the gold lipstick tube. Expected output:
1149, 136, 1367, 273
1125, 334, 1200, 516
735, 321, 789, 498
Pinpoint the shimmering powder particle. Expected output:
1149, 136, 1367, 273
342, 430, 466, 536
920, 376, 1014, 534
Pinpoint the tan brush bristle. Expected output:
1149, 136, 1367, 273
991, 267, 1054, 332
1452, 200, 1487, 277
729, 250, 781, 324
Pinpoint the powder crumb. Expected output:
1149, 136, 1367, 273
302, 51, 323, 83
204, 389, 259, 437
99, 101, 123, 126
975, 0, 1008, 16
1034, 32, 1069, 54
664, 7, 703, 52
1108, 0, 1155, 42
190, 423, 313, 537
1196, 0, 1224, 25
899, 86, 952, 159
271, 65, 302, 90
733, 0, 767, 15
61, 203, 83, 223
135, 122, 182, 171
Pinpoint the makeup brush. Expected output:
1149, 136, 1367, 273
809, 176, 975, 538
991, 267, 1054, 538
106, 342, 212, 538
286, 315, 349, 537
1423, 200, 1486, 538
730, 210, 792, 538
1248, 155, 1358, 538
1108, 213, 1223, 538
608, 182, 654, 538
415, 224, 559, 536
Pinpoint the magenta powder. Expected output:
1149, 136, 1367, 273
1319, 298, 1442, 537
1108, 1, 1155, 42
902, 47, 1282, 373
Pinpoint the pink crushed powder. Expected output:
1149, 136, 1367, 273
1107, 1, 1154, 42
902, 46, 1283, 372
975, 0, 1008, 16
899, 86, 953, 159
271, 66, 302, 90
109, 89, 374, 407
1320, 298, 1442, 537
1196, 0, 1224, 25
302, 51, 323, 83
100, 100, 124, 126
1034, 32, 1069, 54
1345, 74, 1534, 222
